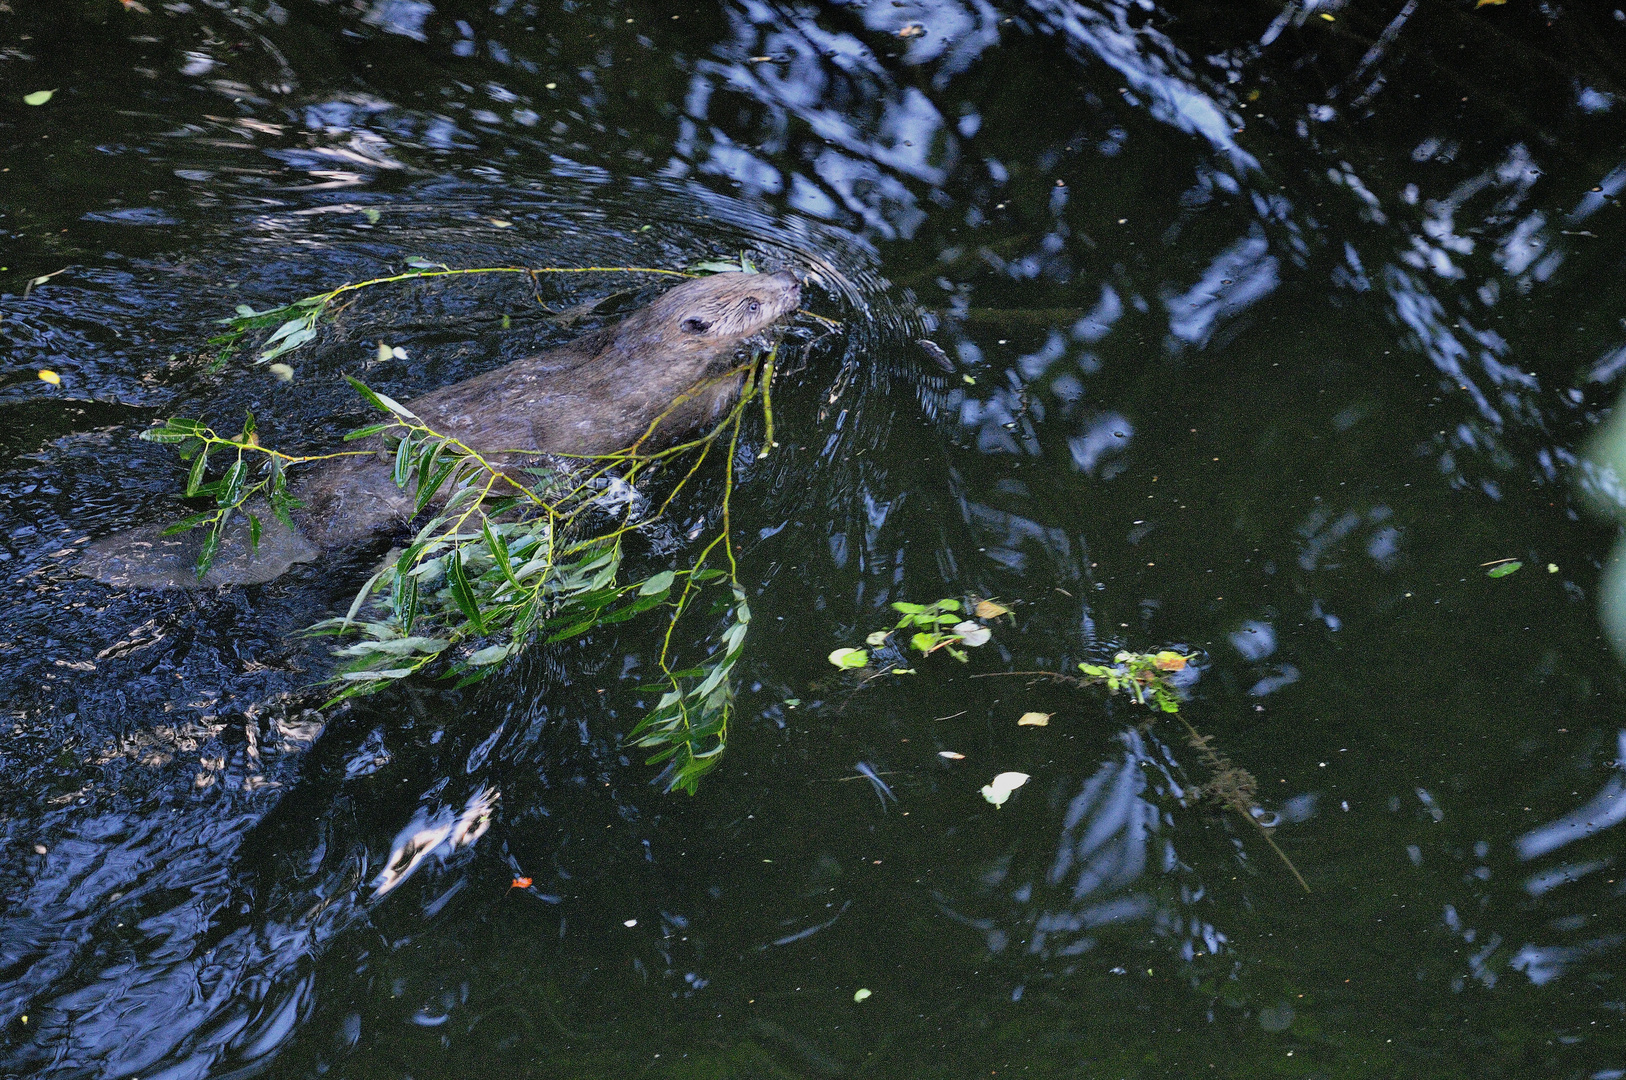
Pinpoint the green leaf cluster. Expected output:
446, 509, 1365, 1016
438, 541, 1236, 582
888, 599, 988, 662
1077, 651, 1190, 714
627, 577, 744, 795
140, 410, 304, 577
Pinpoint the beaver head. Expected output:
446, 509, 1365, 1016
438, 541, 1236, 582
615, 270, 801, 367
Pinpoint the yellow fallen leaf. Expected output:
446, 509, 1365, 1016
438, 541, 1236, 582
1017, 712, 1051, 727
973, 598, 1011, 619
1152, 651, 1187, 672
897, 23, 925, 38
37, 369, 60, 385
490, 219, 513, 228
1475, 0, 1505, 6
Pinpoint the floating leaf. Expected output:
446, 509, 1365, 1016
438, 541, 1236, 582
363, 208, 381, 224
1548, 563, 1559, 573
1017, 712, 1051, 727
1153, 651, 1188, 672
954, 621, 991, 647
37, 369, 60, 385
973, 598, 1011, 619
509, 876, 532, 890
828, 647, 868, 669
24, 90, 55, 106
981, 771, 1030, 808
897, 23, 925, 37
938, 751, 965, 760
853, 988, 872, 1002
865, 630, 888, 647
1487, 561, 1522, 579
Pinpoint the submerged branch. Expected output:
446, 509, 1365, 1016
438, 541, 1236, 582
973, 657, 1310, 893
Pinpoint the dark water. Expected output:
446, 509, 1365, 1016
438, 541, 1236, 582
3, 1, 1625, 1076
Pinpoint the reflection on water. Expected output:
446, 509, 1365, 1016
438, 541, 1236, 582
940, 726, 1229, 978
3, 0, 1626, 1075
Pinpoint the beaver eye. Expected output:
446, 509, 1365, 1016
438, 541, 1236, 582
747, 299, 760, 313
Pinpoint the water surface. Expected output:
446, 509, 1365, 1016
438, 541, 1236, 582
2, 1, 1625, 1076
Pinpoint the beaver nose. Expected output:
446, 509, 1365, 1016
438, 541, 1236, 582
770, 269, 801, 304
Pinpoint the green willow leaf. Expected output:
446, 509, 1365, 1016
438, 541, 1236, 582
185, 449, 210, 497
446, 551, 485, 634
218, 459, 247, 507
344, 422, 394, 442
159, 512, 213, 537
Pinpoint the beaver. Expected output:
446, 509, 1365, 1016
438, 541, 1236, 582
81, 270, 802, 589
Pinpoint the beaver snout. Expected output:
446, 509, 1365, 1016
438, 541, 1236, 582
730, 270, 801, 328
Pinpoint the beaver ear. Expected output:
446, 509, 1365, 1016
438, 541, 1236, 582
681, 316, 713, 334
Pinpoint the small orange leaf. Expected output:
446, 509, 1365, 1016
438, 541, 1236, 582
509, 876, 532, 890
897, 23, 926, 38
1152, 651, 1187, 672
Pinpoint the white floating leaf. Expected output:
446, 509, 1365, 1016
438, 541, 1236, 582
827, 647, 868, 669
980, 771, 1030, 807
1017, 712, 1051, 727
954, 621, 991, 647
865, 630, 889, 647
938, 751, 965, 760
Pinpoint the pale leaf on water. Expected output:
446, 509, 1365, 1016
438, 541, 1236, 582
981, 771, 1029, 807
954, 621, 991, 647
828, 647, 868, 669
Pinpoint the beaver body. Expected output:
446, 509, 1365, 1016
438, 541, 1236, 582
82, 271, 801, 588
